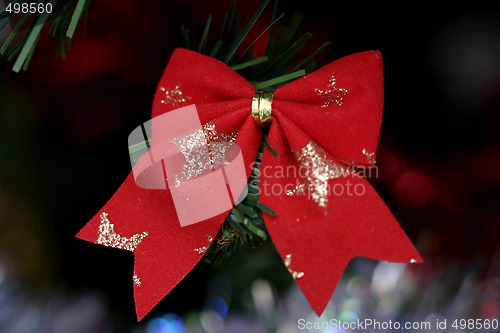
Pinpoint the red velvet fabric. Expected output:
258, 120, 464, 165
76, 48, 422, 321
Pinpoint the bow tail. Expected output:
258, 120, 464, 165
260, 122, 422, 316
76, 112, 263, 320
76, 172, 226, 321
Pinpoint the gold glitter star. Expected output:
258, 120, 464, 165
286, 142, 350, 208
315, 73, 349, 108
171, 122, 238, 187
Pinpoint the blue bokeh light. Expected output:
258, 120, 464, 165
147, 313, 186, 333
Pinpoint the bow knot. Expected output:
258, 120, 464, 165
252, 90, 274, 126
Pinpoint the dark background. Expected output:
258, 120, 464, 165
1, 1, 499, 331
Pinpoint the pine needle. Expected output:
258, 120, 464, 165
235, 12, 284, 63
231, 56, 268, 71
13, 11, 49, 72
198, 14, 212, 53
290, 41, 331, 72
66, 0, 87, 38
252, 69, 305, 90
223, 0, 270, 64
0, 12, 31, 55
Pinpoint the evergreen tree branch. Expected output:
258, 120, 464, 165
0, 0, 93, 72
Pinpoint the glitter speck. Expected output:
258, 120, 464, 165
284, 254, 304, 280
160, 85, 191, 107
194, 246, 208, 254
133, 275, 141, 286
362, 149, 376, 164
194, 234, 214, 255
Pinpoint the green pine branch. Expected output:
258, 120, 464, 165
0, 0, 93, 72
181, 0, 330, 91
203, 136, 275, 265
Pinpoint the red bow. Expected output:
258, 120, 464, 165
76, 48, 422, 321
